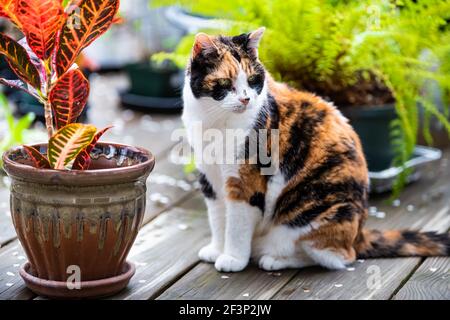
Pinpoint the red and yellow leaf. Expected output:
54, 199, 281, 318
15, 0, 65, 60
48, 123, 96, 170
0, 34, 41, 89
72, 126, 112, 170
112, 14, 124, 25
49, 68, 89, 129
0, 0, 15, 17
23, 145, 51, 169
55, 0, 120, 76
0, 0, 20, 26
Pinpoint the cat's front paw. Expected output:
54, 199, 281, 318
215, 254, 248, 272
198, 244, 222, 263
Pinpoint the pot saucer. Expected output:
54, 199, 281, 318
19, 261, 135, 299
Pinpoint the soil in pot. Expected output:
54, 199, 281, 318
2, 142, 155, 298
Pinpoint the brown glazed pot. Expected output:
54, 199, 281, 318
2, 142, 155, 296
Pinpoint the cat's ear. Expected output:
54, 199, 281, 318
192, 33, 217, 58
247, 27, 266, 55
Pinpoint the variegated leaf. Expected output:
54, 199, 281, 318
0, 0, 20, 26
23, 145, 51, 169
48, 123, 96, 170
49, 68, 89, 129
72, 126, 112, 170
0, 33, 42, 89
15, 0, 65, 60
55, 0, 120, 76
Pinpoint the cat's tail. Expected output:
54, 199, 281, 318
355, 229, 450, 258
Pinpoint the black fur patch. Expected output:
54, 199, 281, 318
401, 230, 423, 244
211, 81, 232, 101
244, 95, 279, 169
278, 178, 367, 228
280, 109, 327, 180
331, 204, 355, 222
249, 192, 265, 213
190, 50, 221, 99
198, 172, 216, 199
287, 204, 332, 227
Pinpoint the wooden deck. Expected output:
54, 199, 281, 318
0, 74, 449, 300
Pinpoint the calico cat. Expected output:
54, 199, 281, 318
182, 27, 450, 272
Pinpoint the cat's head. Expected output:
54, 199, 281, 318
185, 28, 266, 115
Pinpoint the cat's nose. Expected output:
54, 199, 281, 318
239, 97, 250, 106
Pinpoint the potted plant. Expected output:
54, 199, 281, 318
0, 0, 155, 299
154, 0, 450, 193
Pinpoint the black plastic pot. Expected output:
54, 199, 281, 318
341, 103, 442, 193
341, 104, 397, 172
126, 62, 182, 97
121, 62, 183, 113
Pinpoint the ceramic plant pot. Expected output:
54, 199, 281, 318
2, 142, 155, 298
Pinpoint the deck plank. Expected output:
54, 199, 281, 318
274, 258, 421, 300
392, 257, 450, 300
157, 263, 297, 300
0, 242, 34, 300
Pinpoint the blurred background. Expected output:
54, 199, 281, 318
1, 0, 449, 195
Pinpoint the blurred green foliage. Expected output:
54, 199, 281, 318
154, 0, 450, 195
0, 93, 35, 169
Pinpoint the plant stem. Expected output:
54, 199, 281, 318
44, 101, 54, 138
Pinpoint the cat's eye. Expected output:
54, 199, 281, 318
217, 78, 232, 88
248, 74, 260, 85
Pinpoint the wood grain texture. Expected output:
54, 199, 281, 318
393, 257, 450, 300
274, 258, 420, 300
157, 263, 297, 300
0, 242, 34, 300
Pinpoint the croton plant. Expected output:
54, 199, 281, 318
0, 0, 120, 170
